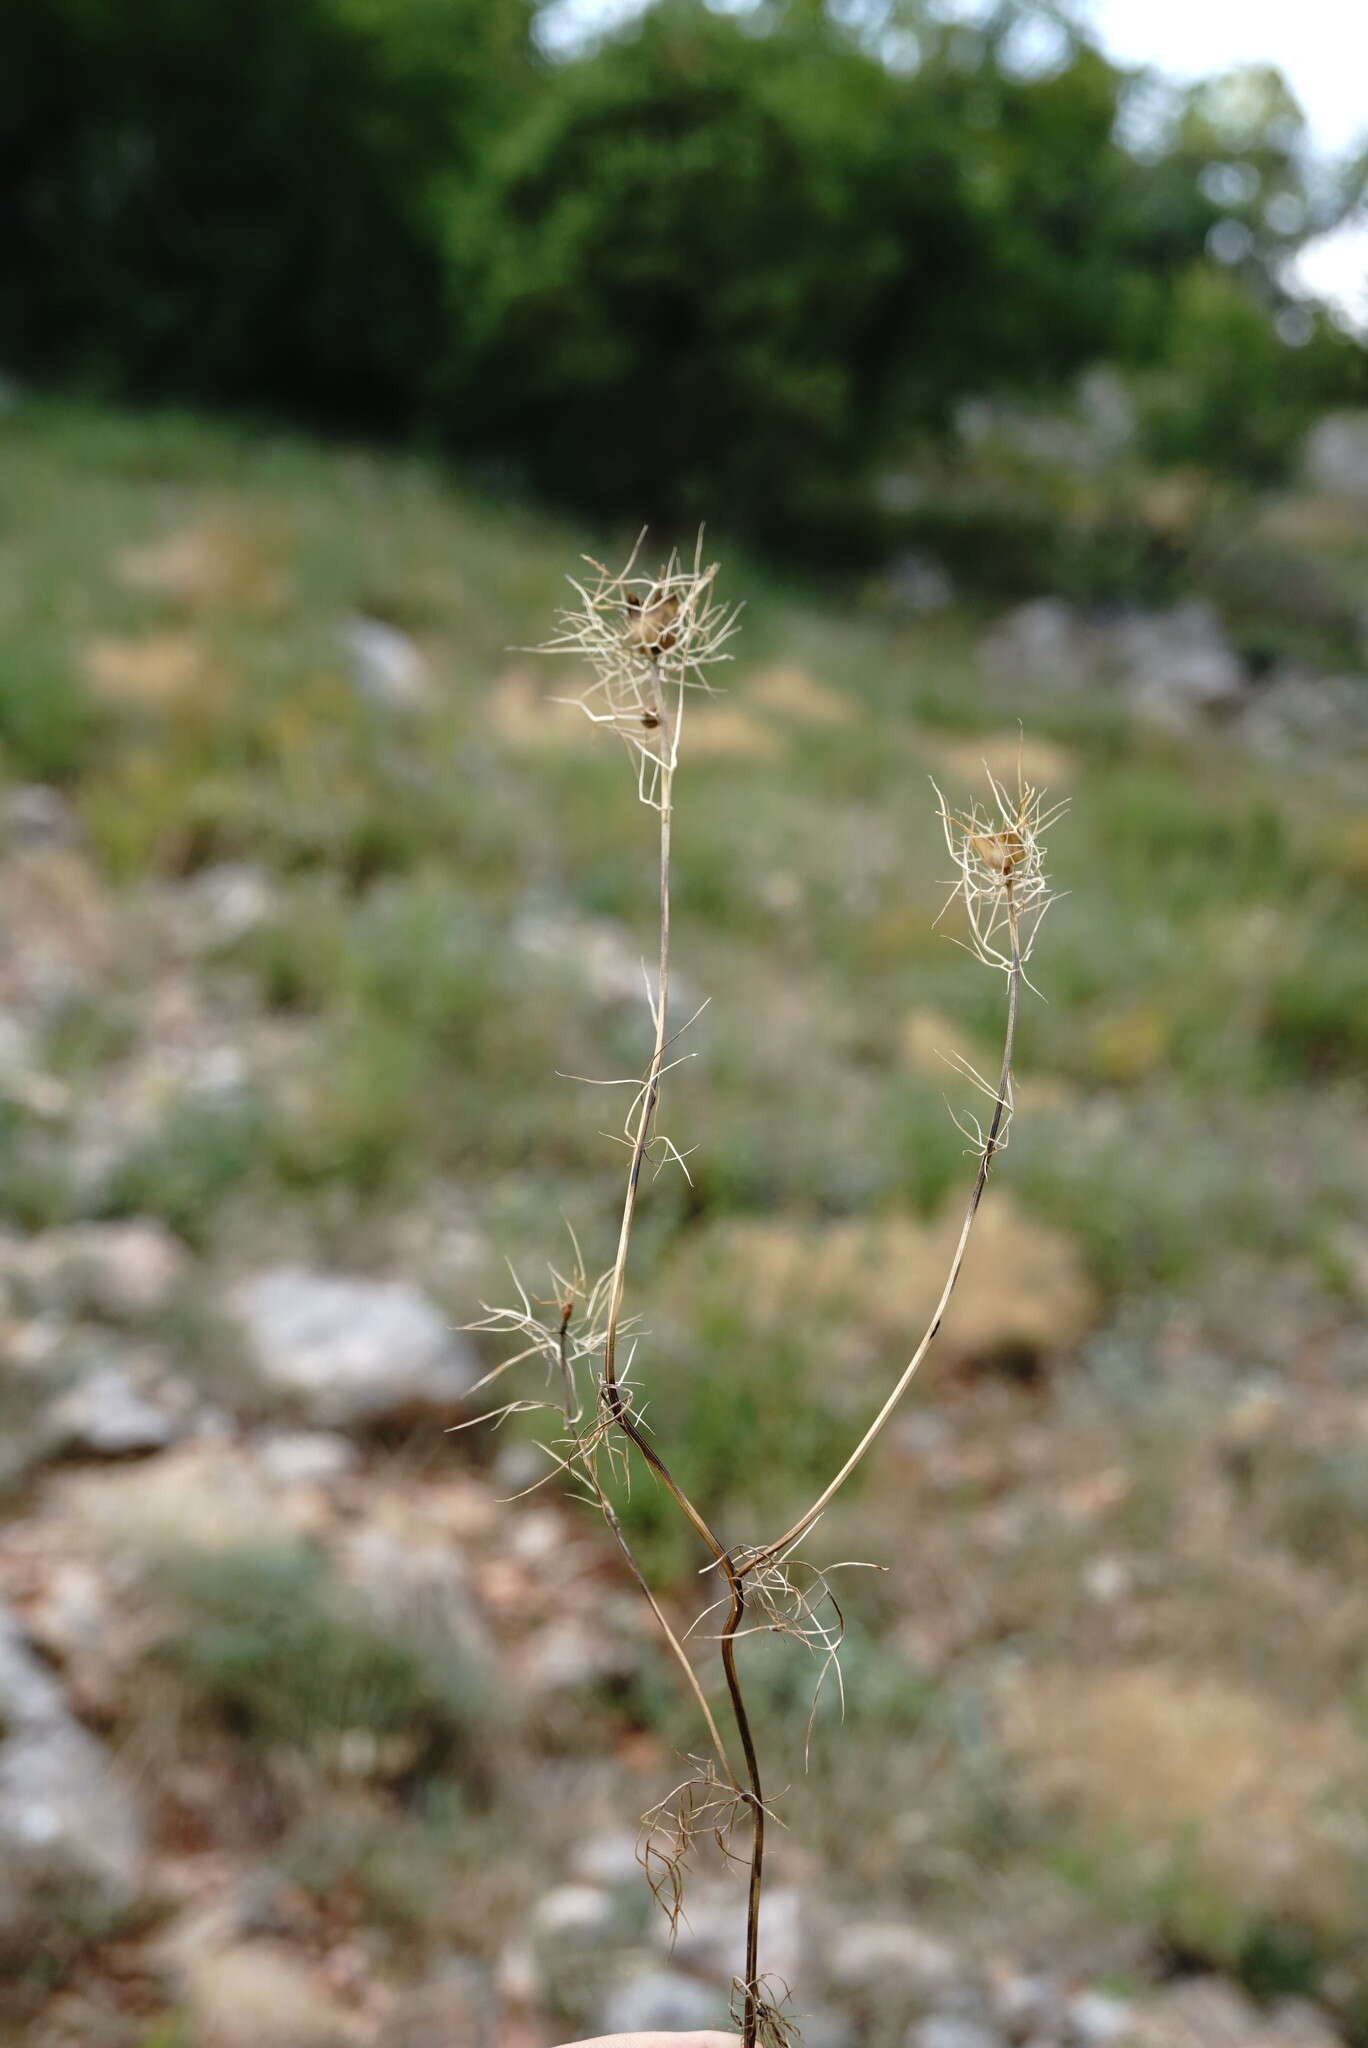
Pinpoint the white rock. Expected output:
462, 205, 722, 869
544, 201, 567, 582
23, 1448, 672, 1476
2, 784, 78, 848
1107, 600, 1247, 729
826, 1921, 962, 1999
992, 1970, 1062, 2034
531, 1883, 621, 1944
45, 1362, 178, 1456
907, 2020, 1005, 2048
389, 1957, 493, 2048
885, 550, 955, 617
662, 1879, 803, 1993
227, 1269, 475, 1427
339, 616, 430, 709
598, 1967, 730, 2036
0, 1603, 144, 1930
1125, 1978, 1342, 2046
1068, 1989, 1133, 2043
1244, 669, 1368, 758
1304, 412, 1368, 501
514, 905, 655, 1007
980, 600, 1093, 690
569, 1828, 644, 1889
252, 1429, 358, 1487
176, 863, 276, 953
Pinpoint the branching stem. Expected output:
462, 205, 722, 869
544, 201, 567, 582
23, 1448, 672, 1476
593, 659, 769, 2047
506, 553, 1056, 2048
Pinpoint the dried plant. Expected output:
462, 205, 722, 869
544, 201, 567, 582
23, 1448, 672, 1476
471, 539, 1062, 2046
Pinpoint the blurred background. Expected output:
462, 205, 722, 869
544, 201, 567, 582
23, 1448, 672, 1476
1, 3, 1366, 2045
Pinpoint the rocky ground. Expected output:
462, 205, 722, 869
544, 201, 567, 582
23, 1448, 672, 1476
0, 397, 1366, 2046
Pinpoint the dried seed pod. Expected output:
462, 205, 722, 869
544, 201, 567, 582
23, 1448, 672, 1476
969, 827, 1025, 875
625, 589, 681, 654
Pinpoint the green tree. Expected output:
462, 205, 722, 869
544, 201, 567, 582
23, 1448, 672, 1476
0, 0, 535, 420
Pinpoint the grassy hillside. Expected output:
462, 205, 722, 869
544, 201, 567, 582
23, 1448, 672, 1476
1, 397, 1366, 2046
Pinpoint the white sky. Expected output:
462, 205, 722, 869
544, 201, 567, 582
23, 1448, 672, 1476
551, 0, 1368, 150
1087, 0, 1366, 157
546, 0, 1368, 324
1089, 0, 1368, 323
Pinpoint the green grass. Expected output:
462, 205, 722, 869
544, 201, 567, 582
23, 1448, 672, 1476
156, 1543, 487, 1769
1, 385, 1362, 1322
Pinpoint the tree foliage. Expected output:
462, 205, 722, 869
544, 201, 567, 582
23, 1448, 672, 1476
2, 0, 1363, 551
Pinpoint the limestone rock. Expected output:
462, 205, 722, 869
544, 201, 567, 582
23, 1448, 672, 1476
226, 1268, 475, 1427
906, 2017, 1005, 2048
338, 615, 430, 711
826, 1920, 963, 2002
0, 1602, 144, 1932
1108, 600, 1247, 730
1126, 1979, 1343, 2047
597, 1966, 731, 2036
43, 1357, 180, 1456
1303, 412, 1368, 501
980, 600, 1093, 690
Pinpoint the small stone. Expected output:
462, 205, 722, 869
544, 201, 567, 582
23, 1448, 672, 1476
598, 1966, 730, 2036
176, 863, 277, 954
9, 1220, 189, 1323
1303, 412, 1368, 501
514, 905, 656, 1008
907, 2018, 1005, 2048
2, 784, 79, 849
1263, 1999, 1348, 2047
44, 1361, 178, 1456
226, 1269, 475, 1427
991, 1970, 1061, 2035
907, 2019, 1005, 2048
826, 1922, 963, 1999
800, 2010, 859, 2048
662, 1880, 803, 1990
252, 1429, 359, 1487
389, 1957, 494, 2048
1244, 669, 1368, 759
0, 1603, 144, 1932
1081, 1555, 1131, 1604
1068, 1989, 1132, 2043
568, 1828, 643, 1889
1124, 1977, 1342, 2046
531, 1883, 620, 1940
884, 550, 955, 617
1107, 600, 1247, 730
520, 1615, 640, 1696
980, 600, 1093, 690
490, 1437, 548, 1496
339, 616, 430, 709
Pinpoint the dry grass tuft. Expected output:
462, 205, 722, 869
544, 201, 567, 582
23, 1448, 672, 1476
667, 1197, 1097, 1366
999, 1662, 1366, 1947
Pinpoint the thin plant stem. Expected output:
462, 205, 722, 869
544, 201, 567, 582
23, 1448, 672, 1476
556, 1302, 740, 1786
589, 658, 769, 2048
602, 662, 672, 1401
